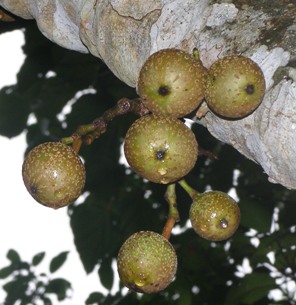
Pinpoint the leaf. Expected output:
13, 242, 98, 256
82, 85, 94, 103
32, 252, 46, 266
85, 292, 105, 304
251, 234, 276, 265
239, 197, 273, 232
41, 296, 53, 305
177, 290, 192, 305
3, 278, 29, 304
98, 258, 114, 290
0, 265, 15, 279
207, 144, 240, 192
7, 249, 21, 262
226, 272, 277, 305
45, 278, 71, 301
49, 251, 69, 273
70, 194, 120, 273
0, 87, 30, 138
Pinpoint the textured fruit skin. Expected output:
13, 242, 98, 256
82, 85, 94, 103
22, 142, 86, 209
137, 48, 208, 118
189, 191, 240, 241
205, 55, 265, 118
124, 115, 198, 184
117, 231, 177, 294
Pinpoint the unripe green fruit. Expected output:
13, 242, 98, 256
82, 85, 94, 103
124, 115, 198, 184
117, 231, 177, 294
137, 48, 208, 118
22, 142, 85, 209
205, 55, 265, 118
189, 191, 240, 241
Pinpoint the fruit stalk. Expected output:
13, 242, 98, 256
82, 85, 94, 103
192, 47, 200, 60
162, 184, 179, 240
60, 98, 149, 151
178, 179, 200, 201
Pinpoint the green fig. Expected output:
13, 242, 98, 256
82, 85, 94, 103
22, 142, 85, 209
189, 191, 240, 241
117, 231, 177, 293
137, 48, 208, 118
124, 114, 198, 184
205, 55, 265, 118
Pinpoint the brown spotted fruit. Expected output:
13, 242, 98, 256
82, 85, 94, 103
22, 142, 85, 209
189, 191, 240, 241
205, 55, 265, 118
124, 114, 198, 184
117, 231, 177, 293
137, 48, 208, 118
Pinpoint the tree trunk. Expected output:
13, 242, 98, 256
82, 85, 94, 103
1, 0, 296, 189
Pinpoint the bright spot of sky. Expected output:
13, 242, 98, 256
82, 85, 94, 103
0, 29, 111, 304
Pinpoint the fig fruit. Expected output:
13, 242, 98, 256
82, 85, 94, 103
205, 55, 265, 118
117, 231, 177, 293
22, 142, 85, 209
137, 48, 208, 118
124, 114, 198, 184
189, 191, 240, 241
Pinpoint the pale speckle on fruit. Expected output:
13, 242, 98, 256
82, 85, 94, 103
210, 212, 217, 218
158, 167, 167, 176
134, 278, 146, 287
54, 189, 63, 199
160, 177, 169, 184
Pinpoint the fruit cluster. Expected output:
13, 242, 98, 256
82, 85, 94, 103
21, 47, 265, 295
118, 48, 262, 293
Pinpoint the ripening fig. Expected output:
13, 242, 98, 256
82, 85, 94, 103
117, 231, 177, 293
22, 142, 85, 209
124, 114, 198, 184
137, 48, 208, 118
189, 191, 240, 241
205, 55, 265, 118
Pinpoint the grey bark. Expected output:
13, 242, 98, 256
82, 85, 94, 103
1, 0, 296, 189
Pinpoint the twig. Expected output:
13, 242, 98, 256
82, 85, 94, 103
60, 97, 149, 153
162, 184, 180, 240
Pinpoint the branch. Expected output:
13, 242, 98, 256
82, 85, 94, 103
1, 0, 296, 189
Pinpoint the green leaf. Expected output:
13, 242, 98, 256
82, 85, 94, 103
0, 265, 15, 279
251, 234, 275, 265
239, 198, 273, 232
177, 290, 192, 305
226, 272, 277, 305
0, 87, 30, 138
3, 278, 29, 304
49, 251, 69, 273
45, 278, 71, 301
7, 249, 21, 262
98, 258, 114, 290
85, 292, 105, 304
32, 252, 46, 266
70, 194, 119, 273
41, 296, 53, 305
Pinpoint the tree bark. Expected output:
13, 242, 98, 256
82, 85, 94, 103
1, 0, 296, 189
